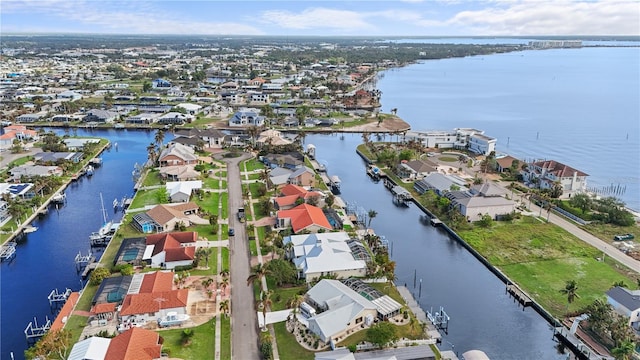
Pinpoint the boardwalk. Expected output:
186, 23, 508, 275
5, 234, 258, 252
397, 286, 442, 342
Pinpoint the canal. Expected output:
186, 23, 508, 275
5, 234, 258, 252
1, 128, 155, 360
307, 133, 566, 359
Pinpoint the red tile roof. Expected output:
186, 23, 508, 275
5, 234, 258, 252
50, 292, 79, 331
532, 160, 588, 177
146, 231, 197, 261
139, 271, 174, 294
280, 184, 307, 196
91, 302, 116, 314
105, 327, 161, 360
277, 203, 332, 233
120, 289, 188, 316
276, 184, 322, 208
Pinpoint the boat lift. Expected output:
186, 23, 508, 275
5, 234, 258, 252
427, 306, 451, 333
48, 288, 72, 308
24, 317, 51, 343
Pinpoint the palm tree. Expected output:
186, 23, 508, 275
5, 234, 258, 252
367, 209, 378, 228
559, 280, 580, 312
246, 263, 270, 287
220, 268, 230, 279
201, 277, 214, 290
219, 299, 230, 317
612, 340, 636, 360
220, 277, 229, 294
154, 129, 165, 149
146, 143, 158, 166
258, 290, 273, 330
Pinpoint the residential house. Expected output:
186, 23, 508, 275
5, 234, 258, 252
166, 181, 202, 203
262, 152, 304, 170
83, 109, 118, 123
405, 128, 496, 155
63, 138, 100, 151
276, 203, 332, 233
0, 182, 35, 199
176, 103, 202, 115
3, 124, 39, 141
249, 92, 270, 104
495, 155, 522, 173
174, 128, 226, 148
152, 78, 172, 89
104, 327, 162, 360
304, 280, 379, 343
157, 112, 190, 125
132, 202, 199, 233
56, 90, 82, 101
158, 165, 200, 181
34, 152, 82, 164
397, 159, 439, 180
158, 143, 199, 167
275, 184, 324, 210
447, 192, 515, 222
229, 108, 265, 127
288, 166, 316, 187
522, 159, 588, 198
414, 173, 468, 196
269, 167, 294, 188
143, 232, 197, 269
284, 232, 368, 282
125, 112, 160, 125
606, 286, 640, 334
256, 129, 292, 147
0, 200, 10, 227
9, 164, 64, 179
67, 336, 112, 360
16, 113, 45, 123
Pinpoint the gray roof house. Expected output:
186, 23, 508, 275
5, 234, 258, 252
450, 195, 515, 222
414, 173, 468, 196
229, 108, 265, 127
83, 109, 118, 123
606, 286, 640, 333
305, 280, 378, 343
397, 159, 439, 180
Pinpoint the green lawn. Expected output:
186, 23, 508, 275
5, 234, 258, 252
221, 247, 229, 271
203, 177, 221, 189
270, 285, 306, 311
458, 216, 638, 316
249, 239, 257, 256
243, 158, 265, 172
142, 169, 162, 186
66, 315, 89, 345
249, 182, 265, 198
274, 322, 314, 360
220, 315, 231, 360
248, 173, 262, 180
437, 156, 458, 162
128, 189, 159, 209
159, 318, 215, 359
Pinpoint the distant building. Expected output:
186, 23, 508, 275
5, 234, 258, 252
405, 128, 496, 155
606, 286, 640, 334
229, 108, 265, 127
522, 159, 588, 198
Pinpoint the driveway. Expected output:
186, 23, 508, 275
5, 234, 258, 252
225, 152, 260, 360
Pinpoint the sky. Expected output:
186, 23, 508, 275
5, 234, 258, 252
1, 0, 639, 37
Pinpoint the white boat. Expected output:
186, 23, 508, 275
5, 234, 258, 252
90, 193, 120, 246
86, 165, 94, 176
52, 192, 66, 204
158, 312, 190, 327
23, 225, 38, 233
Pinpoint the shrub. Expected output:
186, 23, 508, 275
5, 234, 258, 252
174, 264, 194, 272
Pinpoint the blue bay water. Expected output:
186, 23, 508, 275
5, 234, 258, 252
377, 46, 640, 211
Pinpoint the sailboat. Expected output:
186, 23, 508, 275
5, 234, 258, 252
89, 193, 120, 247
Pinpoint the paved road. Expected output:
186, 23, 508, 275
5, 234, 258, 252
226, 153, 260, 360
528, 201, 640, 273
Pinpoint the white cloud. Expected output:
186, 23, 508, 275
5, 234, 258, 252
260, 7, 373, 31
446, 0, 640, 35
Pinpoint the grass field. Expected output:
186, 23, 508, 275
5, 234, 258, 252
243, 158, 265, 172
220, 316, 231, 360
274, 322, 314, 360
458, 216, 637, 316
159, 318, 215, 359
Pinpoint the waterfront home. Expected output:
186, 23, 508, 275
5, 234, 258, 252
275, 184, 324, 210
414, 173, 468, 196
132, 202, 200, 233
125, 112, 160, 125
118, 272, 188, 328
63, 138, 100, 151
1, 125, 39, 147
521, 159, 588, 199
405, 128, 496, 155
446, 191, 516, 222
269, 167, 294, 188
152, 78, 172, 89
157, 112, 190, 125
34, 151, 82, 164
276, 203, 332, 233
16, 112, 46, 123
288, 166, 316, 187
9, 164, 64, 180
143, 231, 197, 269
304, 280, 379, 343
495, 155, 522, 173
176, 102, 202, 115
262, 152, 305, 170
68, 336, 111, 360
83, 109, 118, 123
166, 181, 202, 202
113, 237, 147, 265
283, 232, 368, 282
158, 142, 199, 167
158, 164, 200, 181
0, 182, 35, 199
397, 159, 439, 180
256, 129, 292, 147
606, 286, 640, 334
229, 108, 265, 127
100, 327, 162, 360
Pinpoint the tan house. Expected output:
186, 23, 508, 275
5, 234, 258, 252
158, 143, 199, 167
133, 202, 200, 233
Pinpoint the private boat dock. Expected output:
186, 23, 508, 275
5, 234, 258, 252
0, 242, 17, 261
384, 179, 413, 205
506, 284, 533, 308
397, 286, 443, 343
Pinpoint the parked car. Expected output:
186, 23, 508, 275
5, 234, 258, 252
228, 228, 235, 236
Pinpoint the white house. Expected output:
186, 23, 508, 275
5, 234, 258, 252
229, 108, 265, 127
166, 180, 202, 203
126, 112, 160, 125
176, 103, 202, 115
143, 232, 197, 269
522, 159, 588, 199
405, 128, 496, 155
283, 232, 367, 282
67, 336, 111, 360
606, 286, 640, 334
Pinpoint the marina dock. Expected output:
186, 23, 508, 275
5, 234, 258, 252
0, 242, 17, 261
506, 284, 532, 308
397, 285, 443, 342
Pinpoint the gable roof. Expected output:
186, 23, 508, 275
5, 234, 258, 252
158, 142, 198, 162
277, 203, 332, 233
607, 286, 640, 312
104, 327, 162, 360
139, 271, 174, 293
68, 336, 111, 360
284, 233, 366, 276
531, 159, 588, 177
146, 203, 197, 226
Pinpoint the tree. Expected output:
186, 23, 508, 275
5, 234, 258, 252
258, 290, 273, 330
155, 187, 169, 203
154, 130, 165, 149
89, 267, 111, 285
612, 340, 636, 360
247, 263, 271, 287
366, 322, 398, 348
24, 329, 73, 360
142, 81, 152, 93
201, 277, 214, 290
220, 268, 230, 279
146, 143, 158, 166
219, 299, 230, 317
265, 259, 297, 286
477, 214, 493, 228
559, 280, 579, 312
367, 209, 378, 228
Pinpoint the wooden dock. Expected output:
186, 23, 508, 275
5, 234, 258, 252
397, 286, 442, 342
430, 218, 443, 227
506, 284, 532, 308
